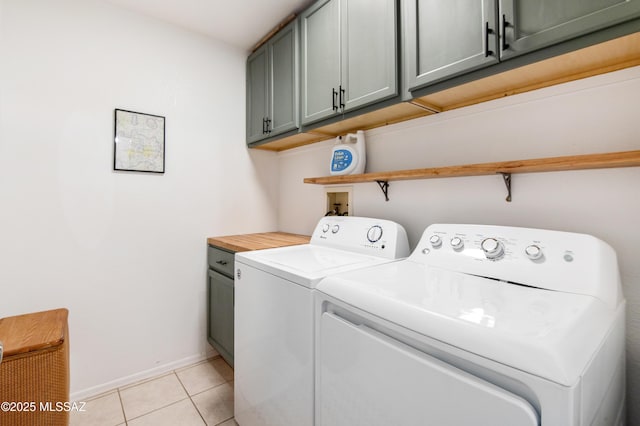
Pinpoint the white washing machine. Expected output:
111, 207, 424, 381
234, 216, 410, 426
315, 224, 626, 426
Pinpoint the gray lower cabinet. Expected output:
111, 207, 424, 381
500, 0, 640, 59
404, 0, 499, 91
301, 0, 398, 125
246, 20, 299, 144
207, 246, 235, 367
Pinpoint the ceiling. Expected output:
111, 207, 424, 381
104, 0, 314, 51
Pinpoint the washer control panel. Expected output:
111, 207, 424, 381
312, 216, 410, 260
419, 227, 555, 264
410, 223, 621, 308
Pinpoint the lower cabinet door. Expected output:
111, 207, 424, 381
208, 269, 234, 366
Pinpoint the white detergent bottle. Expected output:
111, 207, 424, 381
329, 130, 366, 175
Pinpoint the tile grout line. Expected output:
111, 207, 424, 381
116, 388, 127, 426
176, 368, 236, 425
174, 370, 209, 425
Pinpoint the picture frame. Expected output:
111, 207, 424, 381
114, 109, 165, 173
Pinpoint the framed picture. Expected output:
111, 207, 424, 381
114, 109, 165, 173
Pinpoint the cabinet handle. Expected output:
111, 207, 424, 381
332, 88, 338, 112
266, 118, 272, 134
502, 14, 510, 51
484, 22, 494, 57
339, 85, 345, 110
216, 260, 228, 265
262, 117, 267, 134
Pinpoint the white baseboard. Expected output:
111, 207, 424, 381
70, 349, 218, 401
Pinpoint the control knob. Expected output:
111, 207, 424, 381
367, 225, 383, 243
322, 224, 330, 233
429, 235, 442, 248
450, 237, 464, 251
331, 225, 340, 234
525, 244, 543, 261
481, 238, 504, 260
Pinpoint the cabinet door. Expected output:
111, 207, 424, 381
500, 0, 640, 59
269, 21, 299, 137
404, 0, 498, 92
208, 269, 234, 366
341, 0, 398, 111
301, 0, 341, 125
246, 45, 269, 144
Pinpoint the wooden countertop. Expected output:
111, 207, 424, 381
207, 232, 310, 253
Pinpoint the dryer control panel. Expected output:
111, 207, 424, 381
311, 216, 410, 260
410, 224, 622, 309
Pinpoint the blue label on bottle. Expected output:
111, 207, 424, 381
331, 149, 353, 172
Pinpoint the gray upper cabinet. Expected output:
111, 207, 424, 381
248, 1, 640, 149
246, 20, 299, 144
404, 0, 640, 94
246, 47, 269, 143
500, 0, 640, 59
301, 0, 398, 125
270, 23, 299, 136
341, 0, 398, 111
404, 0, 499, 92
300, 0, 341, 124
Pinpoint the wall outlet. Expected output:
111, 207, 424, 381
325, 186, 353, 216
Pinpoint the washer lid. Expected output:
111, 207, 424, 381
316, 261, 620, 386
236, 245, 390, 288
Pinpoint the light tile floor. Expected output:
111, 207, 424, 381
70, 357, 237, 426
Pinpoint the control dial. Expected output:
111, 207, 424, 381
331, 224, 340, 234
481, 238, 505, 260
322, 224, 330, 233
429, 235, 442, 248
525, 244, 543, 260
450, 237, 464, 251
367, 225, 383, 243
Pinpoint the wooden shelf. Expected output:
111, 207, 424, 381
304, 150, 640, 201
253, 31, 640, 152
304, 150, 640, 184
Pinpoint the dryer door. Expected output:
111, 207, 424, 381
317, 312, 540, 426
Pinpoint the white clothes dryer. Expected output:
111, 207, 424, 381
315, 224, 625, 426
234, 216, 410, 426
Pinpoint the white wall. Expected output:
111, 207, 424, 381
0, 0, 278, 398
278, 66, 640, 424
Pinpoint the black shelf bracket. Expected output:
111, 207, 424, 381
376, 180, 390, 201
499, 172, 512, 202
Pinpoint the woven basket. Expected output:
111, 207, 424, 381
0, 309, 70, 426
